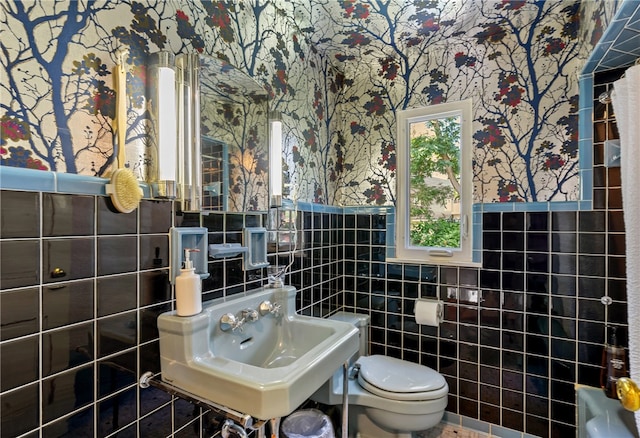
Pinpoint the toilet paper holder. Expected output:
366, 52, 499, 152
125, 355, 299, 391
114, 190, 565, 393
414, 298, 444, 326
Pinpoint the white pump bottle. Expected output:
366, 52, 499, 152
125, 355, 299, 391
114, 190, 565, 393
175, 248, 202, 316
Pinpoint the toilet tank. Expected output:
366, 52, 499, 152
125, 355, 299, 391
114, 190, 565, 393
328, 312, 370, 357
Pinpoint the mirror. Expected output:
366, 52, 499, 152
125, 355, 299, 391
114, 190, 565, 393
198, 56, 270, 212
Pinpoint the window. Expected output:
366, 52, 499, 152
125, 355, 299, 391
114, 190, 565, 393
395, 99, 474, 265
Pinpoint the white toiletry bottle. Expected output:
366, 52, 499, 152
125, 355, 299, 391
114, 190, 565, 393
175, 248, 202, 316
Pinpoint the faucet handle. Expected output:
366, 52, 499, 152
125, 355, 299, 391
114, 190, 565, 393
242, 308, 259, 322
259, 300, 281, 316
220, 313, 238, 332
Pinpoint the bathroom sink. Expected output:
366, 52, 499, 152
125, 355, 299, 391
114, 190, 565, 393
158, 285, 359, 420
577, 386, 639, 438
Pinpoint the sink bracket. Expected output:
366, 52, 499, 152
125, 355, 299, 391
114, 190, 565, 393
139, 371, 257, 429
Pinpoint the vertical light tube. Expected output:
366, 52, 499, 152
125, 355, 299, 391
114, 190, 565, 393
190, 55, 201, 212
176, 55, 189, 203
147, 52, 177, 198
176, 54, 201, 211
269, 117, 283, 207
158, 67, 176, 181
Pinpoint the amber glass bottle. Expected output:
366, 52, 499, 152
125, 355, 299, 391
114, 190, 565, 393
600, 326, 629, 399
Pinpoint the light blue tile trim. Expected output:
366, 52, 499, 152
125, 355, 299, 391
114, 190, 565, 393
441, 411, 461, 426
490, 424, 523, 438
313, 203, 341, 214
579, 200, 593, 210
473, 210, 483, 224
614, 1, 639, 21
479, 200, 589, 213
579, 138, 593, 171
281, 199, 297, 210
549, 201, 580, 211
294, 201, 315, 211
1, 166, 155, 200
583, 0, 640, 74
386, 223, 395, 243
472, 216, 482, 254
579, 73, 594, 102
342, 205, 394, 215
582, 57, 600, 74
386, 210, 395, 224
385, 246, 396, 259
514, 202, 549, 212
580, 169, 593, 201
56, 173, 110, 195
601, 50, 639, 70
481, 202, 517, 212
630, 6, 640, 28
0, 166, 56, 192
578, 71, 594, 206
290, 201, 343, 214
461, 417, 490, 433
513, 202, 536, 212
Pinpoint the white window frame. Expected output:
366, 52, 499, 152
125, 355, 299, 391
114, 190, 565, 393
394, 99, 475, 266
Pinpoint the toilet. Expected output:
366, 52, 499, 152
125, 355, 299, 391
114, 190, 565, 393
310, 312, 449, 438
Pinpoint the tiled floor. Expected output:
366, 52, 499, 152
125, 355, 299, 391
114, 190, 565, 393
415, 424, 490, 438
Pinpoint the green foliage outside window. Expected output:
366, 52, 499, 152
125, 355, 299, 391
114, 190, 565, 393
409, 116, 461, 248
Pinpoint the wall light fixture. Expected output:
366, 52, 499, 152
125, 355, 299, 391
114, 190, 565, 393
147, 51, 177, 198
269, 113, 283, 208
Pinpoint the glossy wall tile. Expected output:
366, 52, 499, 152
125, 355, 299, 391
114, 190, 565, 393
341, 202, 625, 437
0, 193, 208, 438
43, 280, 94, 329
0, 169, 628, 438
0, 286, 39, 340
0, 190, 39, 238
0, 239, 40, 289
42, 193, 94, 237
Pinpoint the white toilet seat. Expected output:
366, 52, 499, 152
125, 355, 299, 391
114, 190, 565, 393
356, 355, 447, 401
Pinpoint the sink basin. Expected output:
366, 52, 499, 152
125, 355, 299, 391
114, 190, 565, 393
158, 285, 359, 420
578, 386, 639, 438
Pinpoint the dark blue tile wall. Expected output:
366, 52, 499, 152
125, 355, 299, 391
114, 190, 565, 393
0, 195, 345, 437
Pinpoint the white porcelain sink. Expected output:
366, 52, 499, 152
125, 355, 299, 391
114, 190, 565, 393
158, 285, 359, 420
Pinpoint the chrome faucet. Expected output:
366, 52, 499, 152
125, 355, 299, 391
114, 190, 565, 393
258, 300, 281, 317
219, 308, 259, 332
241, 308, 259, 323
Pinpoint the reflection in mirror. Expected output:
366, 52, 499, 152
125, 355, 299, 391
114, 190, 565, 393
198, 56, 270, 212
201, 137, 228, 210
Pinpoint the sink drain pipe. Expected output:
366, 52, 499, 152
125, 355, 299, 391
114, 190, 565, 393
221, 419, 248, 438
342, 361, 349, 438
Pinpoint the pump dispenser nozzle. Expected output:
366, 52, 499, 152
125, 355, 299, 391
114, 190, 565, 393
183, 248, 199, 270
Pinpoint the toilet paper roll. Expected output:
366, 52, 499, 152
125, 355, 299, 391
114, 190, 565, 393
414, 299, 444, 326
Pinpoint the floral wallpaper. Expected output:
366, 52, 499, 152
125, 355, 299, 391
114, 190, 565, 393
1, 0, 610, 206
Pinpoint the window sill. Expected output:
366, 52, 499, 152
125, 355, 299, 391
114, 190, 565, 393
386, 257, 482, 268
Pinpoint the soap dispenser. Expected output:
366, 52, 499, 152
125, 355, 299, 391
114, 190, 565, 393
600, 326, 629, 399
175, 248, 202, 316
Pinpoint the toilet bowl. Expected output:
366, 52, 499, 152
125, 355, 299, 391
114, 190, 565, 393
310, 312, 449, 438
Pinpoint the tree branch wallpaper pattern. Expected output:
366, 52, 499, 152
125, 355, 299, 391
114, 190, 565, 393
1, 0, 612, 206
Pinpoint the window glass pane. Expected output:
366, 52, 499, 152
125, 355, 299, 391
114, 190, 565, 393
408, 115, 462, 249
